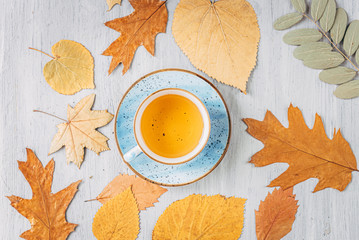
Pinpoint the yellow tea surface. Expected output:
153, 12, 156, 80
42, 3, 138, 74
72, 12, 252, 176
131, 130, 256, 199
140, 94, 204, 158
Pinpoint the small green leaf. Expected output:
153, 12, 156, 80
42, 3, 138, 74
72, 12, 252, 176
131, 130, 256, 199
274, 13, 303, 30
319, 66, 357, 84
293, 42, 332, 60
330, 8, 348, 45
311, 0, 328, 21
291, 0, 306, 13
356, 49, 359, 65
283, 29, 322, 45
303, 52, 344, 69
334, 80, 359, 99
319, 0, 336, 32
343, 20, 359, 56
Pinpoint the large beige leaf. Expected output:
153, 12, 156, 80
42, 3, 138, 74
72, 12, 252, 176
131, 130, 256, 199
31, 40, 94, 95
153, 194, 246, 239
48, 94, 114, 168
92, 187, 139, 240
172, 0, 260, 93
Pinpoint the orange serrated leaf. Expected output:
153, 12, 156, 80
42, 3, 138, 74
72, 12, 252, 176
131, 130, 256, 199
96, 174, 167, 210
7, 149, 81, 240
152, 194, 246, 239
92, 187, 139, 240
243, 104, 358, 192
255, 188, 299, 240
103, 0, 168, 75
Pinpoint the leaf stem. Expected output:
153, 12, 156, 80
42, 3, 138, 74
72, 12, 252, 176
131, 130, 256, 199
303, 13, 359, 72
84, 199, 97, 202
33, 110, 66, 122
28, 47, 55, 59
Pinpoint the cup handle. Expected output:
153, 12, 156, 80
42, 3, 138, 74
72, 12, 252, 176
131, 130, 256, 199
123, 145, 143, 163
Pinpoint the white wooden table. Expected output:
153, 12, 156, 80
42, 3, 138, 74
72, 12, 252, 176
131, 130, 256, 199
1, 0, 359, 239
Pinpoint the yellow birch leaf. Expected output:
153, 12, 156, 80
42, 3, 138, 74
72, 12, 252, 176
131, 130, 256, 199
46, 94, 114, 168
172, 0, 260, 93
107, 0, 122, 11
30, 40, 94, 95
153, 194, 246, 240
92, 187, 139, 240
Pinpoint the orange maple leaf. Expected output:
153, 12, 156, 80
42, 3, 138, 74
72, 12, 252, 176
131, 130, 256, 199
255, 187, 299, 240
103, 0, 168, 75
7, 149, 81, 240
243, 104, 358, 192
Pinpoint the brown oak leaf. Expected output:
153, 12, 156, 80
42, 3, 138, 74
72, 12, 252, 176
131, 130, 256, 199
243, 104, 358, 192
95, 174, 167, 210
7, 148, 81, 240
103, 0, 168, 75
255, 188, 299, 240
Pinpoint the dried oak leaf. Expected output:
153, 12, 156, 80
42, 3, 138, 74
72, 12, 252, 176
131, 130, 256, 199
103, 0, 168, 75
243, 104, 358, 192
92, 187, 139, 240
152, 194, 246, 240
255, 188, 299, 240
48, 94, 113, 168
7, 148, 81, 240
106, 0, 122, 11
172, 0, 260, 93
95, 174, 167, 210
30, 40, 94, 95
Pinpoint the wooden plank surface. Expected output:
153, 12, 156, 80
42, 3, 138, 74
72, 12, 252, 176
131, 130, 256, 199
1, 0, 359, 239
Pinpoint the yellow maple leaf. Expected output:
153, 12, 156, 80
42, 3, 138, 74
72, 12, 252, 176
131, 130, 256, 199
30, 40, 94, 95
172, 0, 260, 93
106, 0, 122, 11
153, 194, 246, 240
92, 187, 139, 240
46, 94, 113, 168
95, 174, 167, 210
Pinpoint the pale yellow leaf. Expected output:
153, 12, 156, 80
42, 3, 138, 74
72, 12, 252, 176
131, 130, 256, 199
153, 194, 246, 239
49, 94, 114, 168
172, 0, 260, 93
92, 187, 139, 240
41, 40, 94, 95
107, 0, 122, 11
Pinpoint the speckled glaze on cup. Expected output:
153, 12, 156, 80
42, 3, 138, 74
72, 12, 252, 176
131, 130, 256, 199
115, 69, 231, 186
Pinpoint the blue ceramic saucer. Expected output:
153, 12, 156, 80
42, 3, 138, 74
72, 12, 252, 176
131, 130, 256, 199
115, 69, 231, 186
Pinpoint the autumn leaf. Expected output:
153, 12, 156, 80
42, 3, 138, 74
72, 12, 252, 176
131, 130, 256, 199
172, 0, 260, 93
94, 174, 167, 210
7, 148, 81, 240
243, 104, 358, 192
103, 0, 168, 75
255, 188, 299, 240
30, 40, 94, 95
35, 94, 113, 168
152, 194, 246, 239
106, 0, 121, 11
92, 187, 139, 240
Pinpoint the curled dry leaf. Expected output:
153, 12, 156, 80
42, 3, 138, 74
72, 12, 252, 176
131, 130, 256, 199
30, 40, 94, 95
106, 0, 121, 11
95, 174, 167, 210
153, 194, 246, 240
92, 187, 139, 240
103, 0, 168, 75
7, 149, 81, 240
172, 0, 260, 93
255, 188, 299, 240
243, 104, 358, 192
273, 12, 303, 31
46, 94, 114, 168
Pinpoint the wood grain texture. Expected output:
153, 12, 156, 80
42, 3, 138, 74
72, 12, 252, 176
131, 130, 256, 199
0, 0, 359, 239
